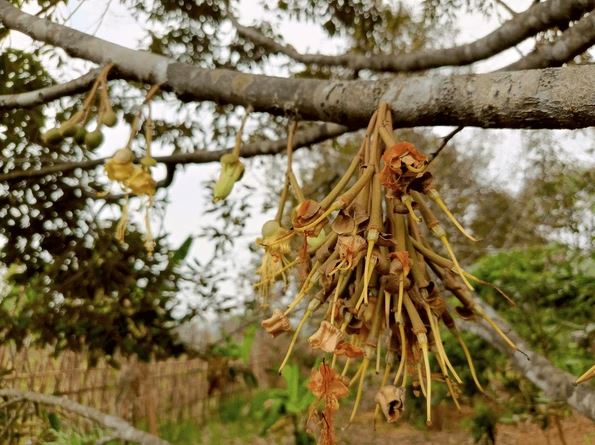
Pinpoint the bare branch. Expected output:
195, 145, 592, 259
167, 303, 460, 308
503, 12, 595, 70
0, 68, 101, 108
428, 127, 464, 162
0, 122, 348, 183
460, 302, 595, 420
232, 0, 594, 72
0, 389, 171, 445
0, 1, 594, 130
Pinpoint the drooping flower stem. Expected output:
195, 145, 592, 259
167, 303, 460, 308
279, 299, 321, 373
427, 188, 478, 242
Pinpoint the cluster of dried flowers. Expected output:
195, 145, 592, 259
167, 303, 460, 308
255, 103, 519, 439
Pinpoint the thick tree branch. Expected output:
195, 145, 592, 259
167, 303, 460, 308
0, 123, 348, 183
0, 1, 594, 129
460, 302, 595, 421
0, 389, 171, 445
232, 0, 594, 72
0, 68, 101, 108
437, 265, 595, 420
503, 12, 595, 70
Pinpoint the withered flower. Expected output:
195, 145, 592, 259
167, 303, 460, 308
292, 199, 324, 234
261, 310, 291, 337
375, 385, 406, 423
336, 234, 366, 270
380, 142, 428, 195
308, 321, 343, 353
334, 341, 364, 358
308, 363, 349, 445
308, 362, 349, 411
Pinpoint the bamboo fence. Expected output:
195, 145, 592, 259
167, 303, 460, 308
0, 343, 216, 435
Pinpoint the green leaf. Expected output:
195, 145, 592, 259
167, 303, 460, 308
170, 236, 194, 266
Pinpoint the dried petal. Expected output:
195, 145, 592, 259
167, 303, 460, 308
375, 385, 406, 423
331, 212, 354, 235
308, 321, 343, 353
336, 235, 366, 268
389, 251, 410, 277
297, 199, 321, 220
308, 362, 349, 410
334, 341, 364, 358
261, 310, 291, 337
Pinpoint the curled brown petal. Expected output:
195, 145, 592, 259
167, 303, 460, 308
335, 341, 364, 358
261, 310, 291, 337
308, 320, 343, 353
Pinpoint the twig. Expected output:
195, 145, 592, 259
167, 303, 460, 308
0, 68, 103, 108
428, 127, 463, 163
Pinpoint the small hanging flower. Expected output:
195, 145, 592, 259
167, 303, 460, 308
213, 153, 245, 202
308, 321, 343, 353
375, 385, 406, 423
261, 310, 291, 337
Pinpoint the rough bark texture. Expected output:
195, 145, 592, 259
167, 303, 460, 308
1, 1, 594, 129
0, 389, 171, 445
233, 0, 595, 72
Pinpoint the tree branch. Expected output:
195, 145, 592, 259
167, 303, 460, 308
232, 0, 594, 72
460, 303, 595, 421
0, 68, 102, 108
0, 389, 171, 445
0, 122, 348, 183
437, 266, 595, 420
503, 11, 595, 70
1, 1, 593, 129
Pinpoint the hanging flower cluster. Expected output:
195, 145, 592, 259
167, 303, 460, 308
255, 103, 518, 440
102, 84, 161, 256
40, 64, 117, 149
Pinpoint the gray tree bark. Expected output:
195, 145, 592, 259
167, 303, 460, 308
461, 301, 595, 421
1, 1, 594, 129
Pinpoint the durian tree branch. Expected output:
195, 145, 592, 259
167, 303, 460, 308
0, 122, 348, 183
460, 300, 595, 421
0, 389, 171, 445
231, 0, 594, 72
0, 68, 102, 108
502, 12, 595, 70
1, 1, 594, 129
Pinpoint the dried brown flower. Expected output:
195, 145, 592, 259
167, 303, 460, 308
308, 321, 343, 353
261, 310, 291, 337
375, 385, 406, 423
